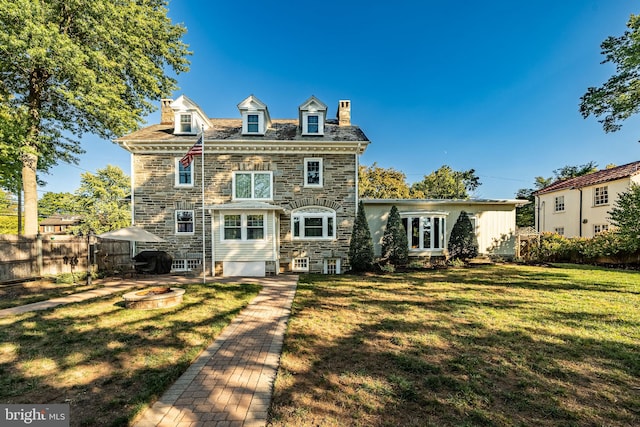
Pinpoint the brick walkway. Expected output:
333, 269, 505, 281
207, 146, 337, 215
133, 274, 298, 427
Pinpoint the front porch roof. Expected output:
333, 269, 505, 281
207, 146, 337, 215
205, 201, 286, 212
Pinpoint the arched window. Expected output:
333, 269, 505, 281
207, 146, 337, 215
291, 207, 336, 240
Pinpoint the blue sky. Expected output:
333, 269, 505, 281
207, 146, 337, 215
39, 0, 640, 199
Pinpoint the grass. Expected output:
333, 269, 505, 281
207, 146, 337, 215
269, 264, 640, 427
0, 278, 103, 310
0, 281, 261, 426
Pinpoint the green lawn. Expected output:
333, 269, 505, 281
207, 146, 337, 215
0, 281, 261, 427
270, 264, 639, 427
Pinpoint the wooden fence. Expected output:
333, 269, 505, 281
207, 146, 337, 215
0, 234, 131, 283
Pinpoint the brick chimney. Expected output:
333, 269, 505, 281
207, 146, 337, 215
337, 100, 351, 126
160, 99, 174, 125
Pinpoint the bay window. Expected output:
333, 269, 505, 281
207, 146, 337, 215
222, 213, 265, 241
401, 214, 446, 251
292, 207, 336, 240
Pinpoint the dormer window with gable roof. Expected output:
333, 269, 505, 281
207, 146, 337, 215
169, 95, 212, 135
238, 95, 271, 136
299, 96, 327, 136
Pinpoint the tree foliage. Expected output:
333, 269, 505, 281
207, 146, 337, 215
580, 14, 640, 133
0, 0, 190, 234
552, 162, 598, 180
608, 183, 640, 253
72, 165, 131, 234
381, 205, 408, 266
410, 165, 480, 199
349, 201, 374, 272
38, 192, 79, 218
359, 163, 410, 199
448, 211, 478, 261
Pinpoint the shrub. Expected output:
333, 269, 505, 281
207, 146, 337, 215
381, 205, 408, 267
448, 211, 478, 261
348, 201, 374, 272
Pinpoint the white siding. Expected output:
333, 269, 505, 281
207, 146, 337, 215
212, 210, 278, 261
363, 200, 519, 257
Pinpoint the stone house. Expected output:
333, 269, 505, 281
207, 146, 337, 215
533, 161, 640, 238
116, 95, 368, 276
116, 94, 526, 276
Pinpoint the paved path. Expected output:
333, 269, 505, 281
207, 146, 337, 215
133, 275, 298, 427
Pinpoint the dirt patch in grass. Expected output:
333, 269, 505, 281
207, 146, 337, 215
270, 264, 640, 427
0, 281, 261, 426
0, 278, 106, 310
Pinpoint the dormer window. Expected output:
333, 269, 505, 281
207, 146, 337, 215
238, 95, 271, 136
168, 95, 213, 136
307, 115, 319, 133
299, 96, 327, 136
179, 114, 192, 133
247, 114, 259, 133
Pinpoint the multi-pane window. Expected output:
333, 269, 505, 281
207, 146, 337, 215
307, 115, 319, 133
233, 172, 272, 200
224, 214, 242, 240
179, 114, 192, 133
554, 196, 565, 212
555, 227, 565, 235
175, 158, 193, 186
594, 224, 609, 234
176, 210, 194, 234
304, 158, 323, 187
594, 186, 609, 206
246, 215, 265, 240
247, 114, 259, 133
401, 215, 446, 250
292, 257, 309, 272
222, 213, 265, 241
324, 258, 341, 274
292, 207, 336, 240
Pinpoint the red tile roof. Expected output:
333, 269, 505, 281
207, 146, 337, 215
534, 161, 640, 195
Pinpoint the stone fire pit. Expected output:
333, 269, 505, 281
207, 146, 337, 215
122, 287, 185, 310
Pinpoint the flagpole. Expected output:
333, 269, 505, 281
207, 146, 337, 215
201, 126, 206, 285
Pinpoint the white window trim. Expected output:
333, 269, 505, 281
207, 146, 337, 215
176, 112, 195, 134
175, 158, 194, 187
232, 171, 273, 201
594, 186, 609, 206
220, 213, 266, 242
401, 214, 447, 251
554, 227, 565, 235
593, 224, 609, 234
304, 158, 323, 188
323, 258, 341, 274
554, 195, 565, 212
301, 111, 324, 135
292, 257, 309, 272
175, 209, 195, 235
292, 207, 336, 240
242, 111, 266, 135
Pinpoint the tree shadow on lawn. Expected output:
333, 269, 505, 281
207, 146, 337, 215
270, 277, 639, 427
0, 282, 261, 427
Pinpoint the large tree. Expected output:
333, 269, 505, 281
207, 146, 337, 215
0, 0, 190, 235
73, 165, 131, 235
38, 191, 79, 218
410, 165, 480, 199
608, 183, 640, 253
580, 14, 640, 133
359, 163, 410, 199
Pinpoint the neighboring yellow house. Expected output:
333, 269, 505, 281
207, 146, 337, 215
533, 161, 640, 238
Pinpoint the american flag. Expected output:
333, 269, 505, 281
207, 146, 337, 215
180, 133, 203, 168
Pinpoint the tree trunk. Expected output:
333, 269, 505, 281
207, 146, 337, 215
22, 152, 38, 235
17, 189, 22, 235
